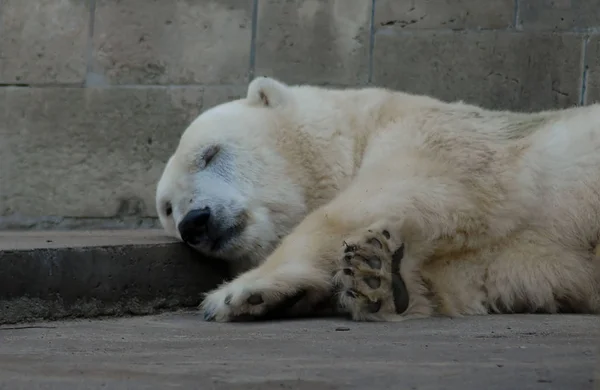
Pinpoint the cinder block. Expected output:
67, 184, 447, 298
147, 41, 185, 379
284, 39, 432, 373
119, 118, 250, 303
584, 36, 600, 105
372, 31, 583, 111
0, 0, 90, 84
0, 86, 210, 219
518, 0, 600, 31
92, 0, 253, 85
255, 0, 371, 85
374, 0, 515, 30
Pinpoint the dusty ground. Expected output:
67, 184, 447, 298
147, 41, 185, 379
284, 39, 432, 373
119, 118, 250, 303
0, 312, 598, 390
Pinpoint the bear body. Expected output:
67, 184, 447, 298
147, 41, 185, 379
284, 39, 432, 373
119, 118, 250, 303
156, 77, 600, 322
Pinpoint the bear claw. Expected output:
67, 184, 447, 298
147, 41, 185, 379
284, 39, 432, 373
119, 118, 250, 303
203, 310, 215, 321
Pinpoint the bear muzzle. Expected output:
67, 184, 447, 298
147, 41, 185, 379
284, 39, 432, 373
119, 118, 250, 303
178, 207, 212, 246
178, 207, 247, 253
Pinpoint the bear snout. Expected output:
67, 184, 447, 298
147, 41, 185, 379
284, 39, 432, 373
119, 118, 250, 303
178, 206, 247, 253
178, 207, 211, 245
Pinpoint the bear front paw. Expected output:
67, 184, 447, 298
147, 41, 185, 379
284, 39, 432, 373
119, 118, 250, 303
334, 226, 410, 321
200, 277, 310, 322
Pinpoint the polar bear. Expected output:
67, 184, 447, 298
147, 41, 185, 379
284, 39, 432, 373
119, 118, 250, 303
156, 76, 600, 322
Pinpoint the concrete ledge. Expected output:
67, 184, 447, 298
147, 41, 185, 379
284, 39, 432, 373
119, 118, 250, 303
0, 230, 230, 325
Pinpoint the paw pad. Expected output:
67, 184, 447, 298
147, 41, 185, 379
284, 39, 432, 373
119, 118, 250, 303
365, 300, 382, 313
366, 256, 382, 270
246, 293, 264, 305
364, 276, 381, 289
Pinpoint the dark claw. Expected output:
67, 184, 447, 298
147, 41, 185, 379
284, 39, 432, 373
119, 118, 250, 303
247, 293, 264, 305
366, 300, 382, 313
344, 244, 357, 253
343, 253, 354, 264
346, 289, 358, 298
203, 310, 215, 321
343, 268, 354, 276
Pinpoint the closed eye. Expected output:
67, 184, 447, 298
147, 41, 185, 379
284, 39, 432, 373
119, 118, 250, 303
200, 144, 221, 169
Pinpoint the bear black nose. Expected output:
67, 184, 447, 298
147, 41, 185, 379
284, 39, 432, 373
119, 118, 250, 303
178, 207, 211, 245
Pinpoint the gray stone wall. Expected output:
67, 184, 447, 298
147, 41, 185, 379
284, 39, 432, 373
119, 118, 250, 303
1, 0, 599, 230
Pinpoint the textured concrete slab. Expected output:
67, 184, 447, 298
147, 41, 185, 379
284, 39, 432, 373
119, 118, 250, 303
0, 229, 178, 250
255, 0, 371, 85
0, 87, 203, 221
0, 85, 248, 229
517, 0, 600, 31
374, 0, 515, 29
586, 36, 600, 105
0, 0, 90, 84
0, 230, 229, 325
0, 312, 598, 389
91, 0, 253, 85
372, 31, 584, 111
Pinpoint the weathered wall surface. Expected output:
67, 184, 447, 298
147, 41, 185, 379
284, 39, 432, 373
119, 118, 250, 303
1, 0, 599, 230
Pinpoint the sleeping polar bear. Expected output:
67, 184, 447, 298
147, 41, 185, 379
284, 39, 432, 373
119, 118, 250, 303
156, 76, 600, 322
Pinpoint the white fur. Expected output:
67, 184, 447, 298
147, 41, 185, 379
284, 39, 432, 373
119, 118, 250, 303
157, 77, 600, 322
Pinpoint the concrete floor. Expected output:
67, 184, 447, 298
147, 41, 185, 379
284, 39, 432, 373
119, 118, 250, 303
0, 312, 598, 390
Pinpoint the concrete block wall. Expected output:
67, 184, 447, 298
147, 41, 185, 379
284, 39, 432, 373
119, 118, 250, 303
0, 0, 599, 230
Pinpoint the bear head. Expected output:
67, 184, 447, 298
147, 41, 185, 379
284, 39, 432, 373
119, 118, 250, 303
155, 77, 350, 268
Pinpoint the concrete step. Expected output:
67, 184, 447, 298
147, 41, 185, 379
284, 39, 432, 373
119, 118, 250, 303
0, 230, 230, 325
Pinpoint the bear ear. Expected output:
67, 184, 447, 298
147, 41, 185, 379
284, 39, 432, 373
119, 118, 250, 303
246, 76, 290, 108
